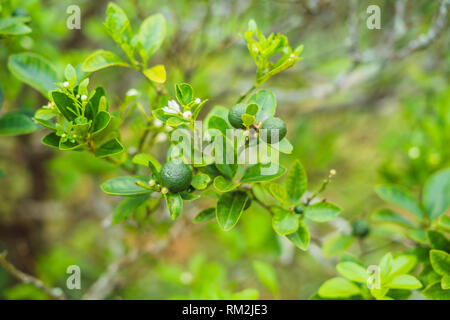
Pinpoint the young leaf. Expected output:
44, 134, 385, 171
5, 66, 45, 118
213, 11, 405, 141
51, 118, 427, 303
268, 183, 290, 205
143, 64, 166, 83
92, 111, 111, 134
101, 176, 153, 195
132, 153, 162, 179
422, 281, 450, 300
388, 255, 417, 279
191, 174, 211, 190
42, 132, 61, 148
252, 261, 279, 295
304, 202, 341, 222
271, 207, 298, 236
138, 13, 166, 62
429, 250, 450, 277
336, 262, 368, 283
371, 209, 416, 228
213, 176, 239, 192
82, 50, 130, 72
375, 185, 424, 221
240, 163, 286, 184
318, 278, 360, 298
285, 159, 307, 204
8, 53, 58, 98
422, 168, 450, 221
175, 83, 193, 105
286, 220, 309, 250
165, 193, 183, 220
94, 138, 124, 157
247, 90, 276, 122
113, 194, 150, 224
384, 275, 422, 290
216, 191, 248, 231
322, 234, 354, 257
193, 208, 216, 223
51, 91, 77, 121
426, 230, 450, 251
0, 112, 38, 136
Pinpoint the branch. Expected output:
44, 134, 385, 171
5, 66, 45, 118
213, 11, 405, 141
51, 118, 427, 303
395, 0, 449, 59
0, 251, 66, 300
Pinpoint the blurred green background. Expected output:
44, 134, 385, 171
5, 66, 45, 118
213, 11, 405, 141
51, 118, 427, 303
0, 0, 448, 299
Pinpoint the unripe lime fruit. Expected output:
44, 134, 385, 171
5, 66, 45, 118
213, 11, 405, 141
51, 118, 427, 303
160, 161, 193, 193
260, 117, 287, 144
294, 205, 304, 214
228, 103, 247, 129
352, 219, 370, 238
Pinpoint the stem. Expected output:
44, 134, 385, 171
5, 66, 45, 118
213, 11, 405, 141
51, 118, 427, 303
0, 251, 66, 300
236, 84, 256, 104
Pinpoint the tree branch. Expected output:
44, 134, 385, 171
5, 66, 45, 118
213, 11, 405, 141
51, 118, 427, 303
0, 251, 66, 300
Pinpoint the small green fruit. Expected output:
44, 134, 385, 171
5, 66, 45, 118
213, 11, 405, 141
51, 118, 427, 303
260, 117, 287, 144
294, 205, 304, 214
160, 161, 193, 193
228, 103, 247, 129
352, 219, 370, 238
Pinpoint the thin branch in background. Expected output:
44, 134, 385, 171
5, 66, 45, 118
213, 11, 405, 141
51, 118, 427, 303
0, 251, 66, 300
395, 0, 449, 59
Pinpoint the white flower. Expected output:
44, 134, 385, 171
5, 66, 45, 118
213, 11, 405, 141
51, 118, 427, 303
81, 94, 87, 101
63, 81, 69, 87
195, 98, 201, 104
290, 54, 295, 58
126, 88, 138, 96
153, 119, 163, 128
162, 100, 181, 114
183, 111, 192, 119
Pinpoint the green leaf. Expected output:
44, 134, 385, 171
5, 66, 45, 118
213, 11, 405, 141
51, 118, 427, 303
191, 173, 211, 190
442, 275, 450, 290
407, 228, 427, 244
85, 86, 106, 121
439, 215, 450, 230
132, 153, 162, 178
8, 53, 58, 97
286, 220, 309, 250
245, 103, 258, 116
0, 82, 3, 109
165, 193, 183, 220
379, 252, 393, 281
429, 250, 450, 277
371, 209, 416, 228
285, 159, 307, 204
92, 111, 111, 134
104, 3, 132, 47
385, 275, 422, 290
375, 185, 424, 220
426, 230, 450, 251
0, 112, 38, 136
230, 288, 259, 300
240, 163, 286, 184
270, 138, 293, 154
422, 168, 450, 221
82, 50, 130, 72
336, 262, 368, 283
193, 208, 216, 223
101, 176, 153, 195
388, 255, 417, 279
304, 202, 341, 222
241, 113, 255, 127
252, 261, 279, 295
143, 64, 166, 83
208, 115, 231, 137
175, 83, 193, 105
213, 176, 239, 192
247, 90, 276, 122
318, 278, 360, 298
322, 234, 354, 257
41, 132, 60, 148
216, 191, 248, 231
138, 13, 166, 62
272, 207, 298, 236
94, 138, 123, 158
64, 64, 77, 81
51, 91, 77, 121
422, 281, 450, 300
0, 17, 32, 36
268, 183, 290, 205
112, 194, 150, 224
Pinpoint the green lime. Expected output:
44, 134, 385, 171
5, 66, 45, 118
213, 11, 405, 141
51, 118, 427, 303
160, 161, 193, 193
228, 103, 247, 129
294, 205, 304, 214
352, 219, 370, 238
260, 117, 287, 144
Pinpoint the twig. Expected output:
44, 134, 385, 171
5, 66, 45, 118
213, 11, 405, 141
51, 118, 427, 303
395, 0, 449, 59
0, 251, 66, 300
